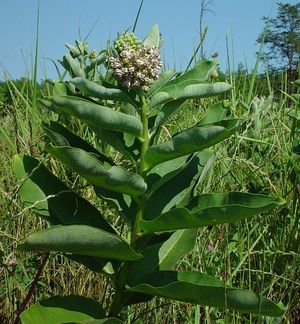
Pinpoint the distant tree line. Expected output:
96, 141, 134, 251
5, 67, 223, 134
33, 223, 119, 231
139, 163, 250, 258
257, 2, 300, 81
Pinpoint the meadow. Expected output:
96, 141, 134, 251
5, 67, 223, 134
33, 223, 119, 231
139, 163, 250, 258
0, 25, 300, 324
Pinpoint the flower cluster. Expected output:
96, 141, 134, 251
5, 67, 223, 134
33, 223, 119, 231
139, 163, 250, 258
108, 33, 162, 90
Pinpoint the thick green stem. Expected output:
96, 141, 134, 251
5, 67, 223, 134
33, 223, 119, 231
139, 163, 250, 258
109, 93, 149, 317
131, 93, 149, 246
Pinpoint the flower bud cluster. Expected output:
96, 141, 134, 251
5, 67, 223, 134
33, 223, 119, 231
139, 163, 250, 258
89, 50, 97, 60
113, 32, 142, 53
108, 42, 162, 90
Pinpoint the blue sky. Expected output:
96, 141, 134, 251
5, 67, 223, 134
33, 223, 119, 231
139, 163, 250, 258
0, 0, 299, 81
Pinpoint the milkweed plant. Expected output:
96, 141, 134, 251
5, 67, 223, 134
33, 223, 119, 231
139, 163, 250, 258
13, 25, 286, 323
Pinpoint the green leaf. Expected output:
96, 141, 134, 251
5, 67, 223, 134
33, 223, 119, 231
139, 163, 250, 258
51, 96, 142, 137
46, 145, 147, 196
20, 295, 105, 324
166, 61, 218, 86
81, 319, 124, 324
60, 53, 85, 78
197, 101, 231, 126
66, 254, 116, 274
127, 229, 198, 284
13, 154, 118, 273
12, 154, 114, 233
84, 55, 106, 75
126, 271, 285, 317
93, 127, 134, 161
145, 151, 213, 220
149, 61, 222, 107
140, 192, 285, 233
71, 78, 136, 105
144, 120, 239, 170
150, 99, 186, 136
65, 43, 81, 57
147, 70, 176, 98
39, 99, 60, 114
143, 24, 161, 48
53, 82, 68, 96
18, 224, 142, 261
293, 79, 300, 88
42, 121, 113, 165
150, 81, 231, 108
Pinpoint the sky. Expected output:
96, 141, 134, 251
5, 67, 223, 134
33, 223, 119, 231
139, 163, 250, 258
0, 0, 299, 81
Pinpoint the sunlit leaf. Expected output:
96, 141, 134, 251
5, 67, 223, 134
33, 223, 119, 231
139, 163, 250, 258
127, 229, 198, 284
127, 271, 285, 317
150, 81, 231, 107
46, 145, 147, 196
42, 121, 113, 165
20, 295, 105, 324
140, 192, 285, 233
145, 151, 213, 219
18, 224, 142, 261
51, 96, 142, 136
71, 77, 136, 104
144, 120, 238, 170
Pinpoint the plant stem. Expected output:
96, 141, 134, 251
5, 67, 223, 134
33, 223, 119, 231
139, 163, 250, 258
131, 93, 149, 246
139, 93, 150, 176
109, 93, 149, 317
13, 252, 49, 324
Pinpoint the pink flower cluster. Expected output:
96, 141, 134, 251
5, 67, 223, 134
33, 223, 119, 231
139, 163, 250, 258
108, 45, 162, 90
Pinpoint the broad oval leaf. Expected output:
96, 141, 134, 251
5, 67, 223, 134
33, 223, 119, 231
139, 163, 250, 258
140, 192, 285, 233
149, 61, 223, 107
18, 224, 142, 261
42, 121, 113, 165
150, 99, 186, 137
150, 81, 231, 107
46, 145, 147, 196
164, 61, 218, 86
51, 96, 142, 136
147, 69, 176, 98
197, 101, 231, 126
127, 229, 198, 285
13, 154, 118, 273
145, 151, 213, 220
144, 120, 238, 170
71, 77, 135, 104
20, 295, 105, 324
12, 154, 114, 233
126, 271, 285, 317
93, 127, 134, 161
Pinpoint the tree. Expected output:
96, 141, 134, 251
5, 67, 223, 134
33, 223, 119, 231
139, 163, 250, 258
257, 2, 300, 80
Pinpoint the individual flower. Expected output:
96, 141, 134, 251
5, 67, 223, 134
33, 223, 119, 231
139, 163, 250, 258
207, 244, 214, 253
7, 257, 17, 266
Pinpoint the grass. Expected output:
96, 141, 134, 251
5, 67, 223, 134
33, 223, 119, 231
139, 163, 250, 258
0, 42, 300, 324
